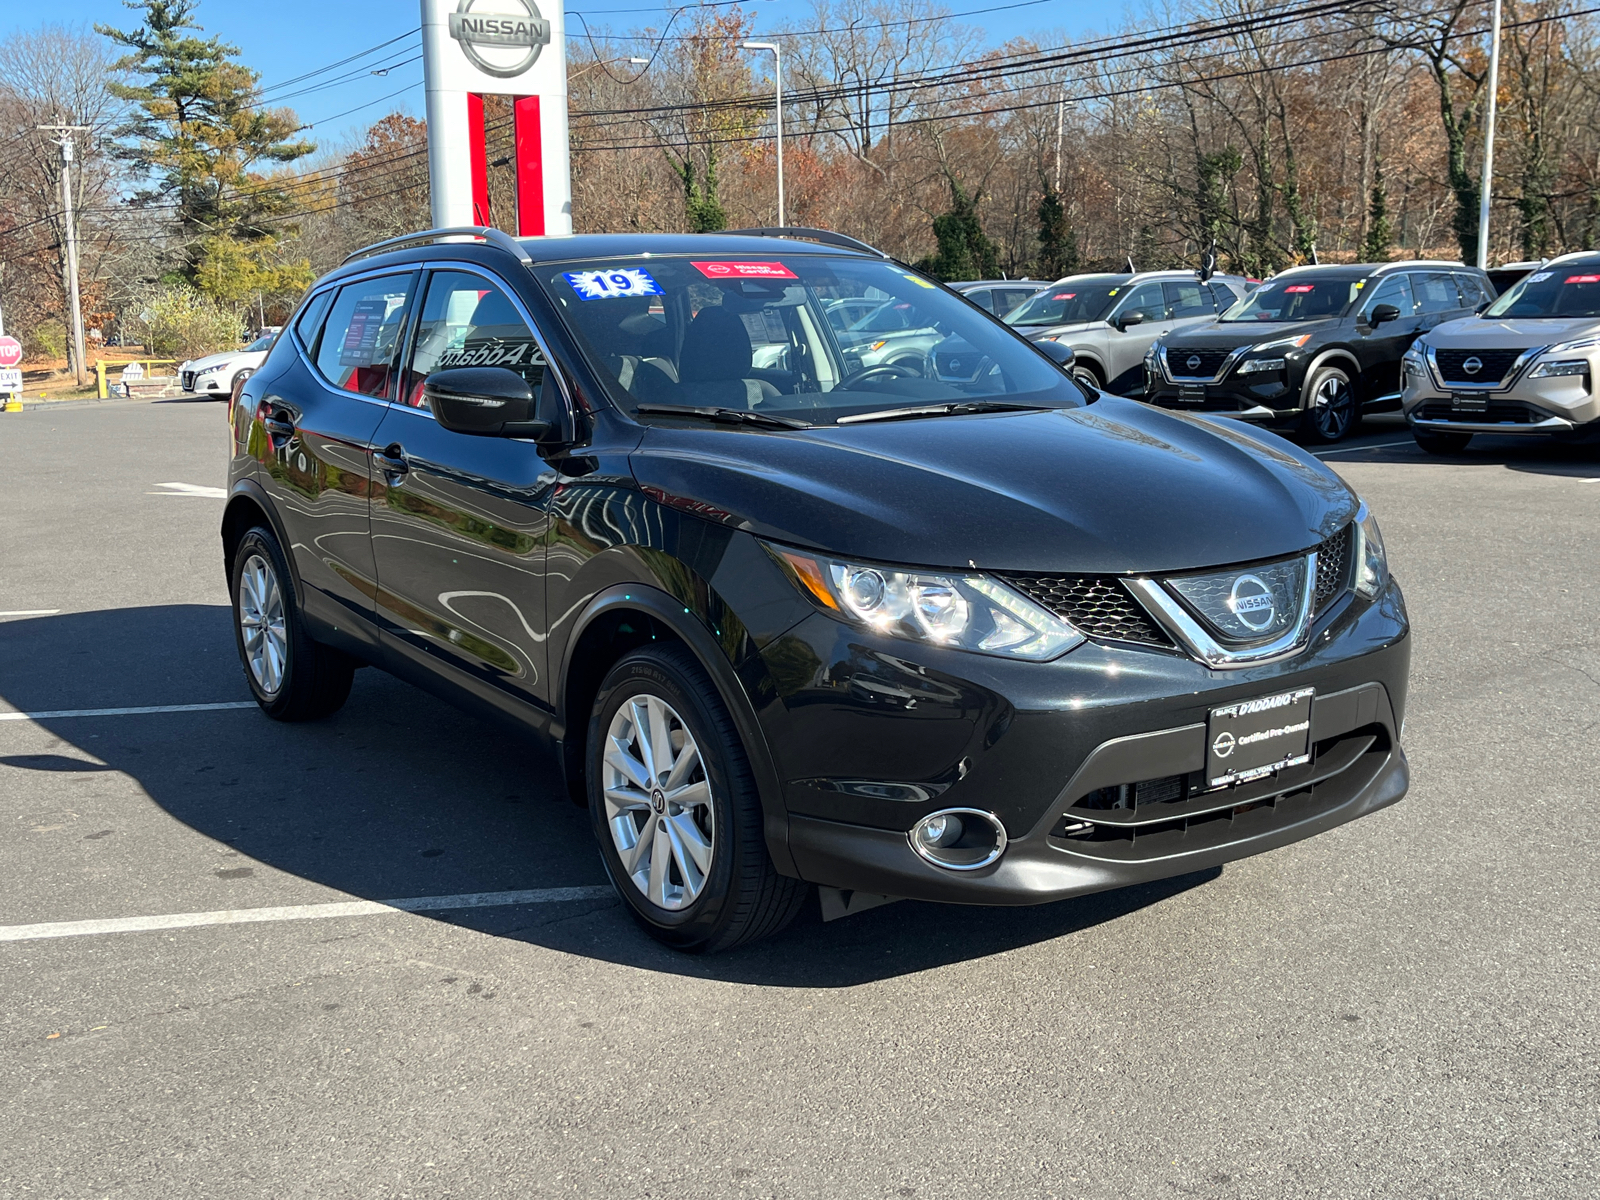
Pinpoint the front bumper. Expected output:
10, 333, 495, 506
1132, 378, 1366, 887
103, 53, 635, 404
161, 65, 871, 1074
183, 371, 230, 395
1143, 355, 1307, 423
757, 578, 1410, 905
1402, 372, 1600, 438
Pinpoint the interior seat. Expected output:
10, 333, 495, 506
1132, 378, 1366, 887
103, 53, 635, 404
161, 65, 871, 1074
677, 306, 779, 409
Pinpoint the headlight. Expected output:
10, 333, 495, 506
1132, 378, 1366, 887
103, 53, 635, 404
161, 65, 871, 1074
1401, 340, 1426, 367
1237, 357, 1287, 374
1249, 333, 1313, 354
197, 362, 228, 376
1527, 359, 1589, 378
1544, 335, 1600, 355
1353, 503, 1388, 599
767, 546, 1084, 661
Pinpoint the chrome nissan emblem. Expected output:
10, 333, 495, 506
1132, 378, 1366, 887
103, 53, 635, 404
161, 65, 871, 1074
1212, 731, 1236, 758
1186, 354, 1202, 371
1229, 573, 1276, 632
1462, 356, 1483, 375
650, 788, 666, 814
448, 0, 551, 78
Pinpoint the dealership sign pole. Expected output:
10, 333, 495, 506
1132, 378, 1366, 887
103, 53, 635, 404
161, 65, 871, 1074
1476, 0, 1503, 271
420, 0, 572, 236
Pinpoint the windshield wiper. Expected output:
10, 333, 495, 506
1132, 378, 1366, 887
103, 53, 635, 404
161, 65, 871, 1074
634, 404, 812, 430
836, 400, 1056, 425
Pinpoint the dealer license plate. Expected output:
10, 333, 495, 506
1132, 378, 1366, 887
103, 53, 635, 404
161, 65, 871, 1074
1178, 385, 1207, 404
1206, 687, 1315, 787
1450, 392, 1487, 412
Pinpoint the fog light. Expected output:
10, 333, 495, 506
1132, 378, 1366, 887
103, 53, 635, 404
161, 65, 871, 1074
908, 808, 1008, 871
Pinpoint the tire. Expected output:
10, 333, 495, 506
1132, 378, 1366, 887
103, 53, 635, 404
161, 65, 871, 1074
587, 644, 807, 953
1298, 364, 1360, 443
1412, 428, 1473, 455
1072, 362, 1104, 393
229, 526, 355, 721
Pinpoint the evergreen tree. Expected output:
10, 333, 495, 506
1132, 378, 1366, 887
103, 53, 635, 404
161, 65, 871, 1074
915, 179, 999, 281
98, 0, 314, 278
1361, 162, 1392, 262
677, 159, 728, 233
1037, 184, 1079, 279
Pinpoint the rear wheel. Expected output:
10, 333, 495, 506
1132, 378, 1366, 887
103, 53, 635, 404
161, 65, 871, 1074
230, 526, 355, 721
1298, 365, 1360, 443
1412, 428, 1473, 455
587, 644, 807, 953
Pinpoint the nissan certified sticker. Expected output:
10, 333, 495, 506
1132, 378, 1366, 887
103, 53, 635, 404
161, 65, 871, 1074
691, 261, 798, 280
563, 268, 664, 300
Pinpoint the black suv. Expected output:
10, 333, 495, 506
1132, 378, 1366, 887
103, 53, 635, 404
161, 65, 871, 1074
224, 226, 1411, 952
1145, 260, 1494, 442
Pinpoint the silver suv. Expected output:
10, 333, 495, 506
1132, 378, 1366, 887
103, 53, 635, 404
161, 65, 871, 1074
1402, 251, 1600, 452
1005, 269, 1253, 394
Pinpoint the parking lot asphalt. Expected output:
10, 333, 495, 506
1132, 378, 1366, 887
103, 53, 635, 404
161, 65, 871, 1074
1, 398, 1597, 1199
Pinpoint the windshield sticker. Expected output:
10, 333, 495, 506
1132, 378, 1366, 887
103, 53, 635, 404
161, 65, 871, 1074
897, 271, 937, 289
1283, 284, 1315, 293
1107, 288, 1119, 296
1564, 274, 1600, 284
1526, 271, 1553, 282
1053, 292, 1077, 299
564, 269, 664, 300
692, 261, 798, 280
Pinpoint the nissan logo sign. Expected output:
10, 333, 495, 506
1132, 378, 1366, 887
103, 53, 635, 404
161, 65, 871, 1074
1186, 354, 1202, 371
1462, 356, 1483, 375
449, 0, 551, 78
1228, 573, 1276, 633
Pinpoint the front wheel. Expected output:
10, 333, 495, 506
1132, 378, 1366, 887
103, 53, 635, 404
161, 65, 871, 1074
587, 645, 807, 953
1412, 428, 1473, 455
1298, 365, 1360, 443
230, 526, 355, 721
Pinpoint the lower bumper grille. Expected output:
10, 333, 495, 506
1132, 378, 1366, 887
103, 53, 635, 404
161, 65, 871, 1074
181, 371, 196, 391
1418, 400, 1550, 424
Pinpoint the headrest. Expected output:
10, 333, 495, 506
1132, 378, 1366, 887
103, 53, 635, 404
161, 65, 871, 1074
679, 306, 753, 383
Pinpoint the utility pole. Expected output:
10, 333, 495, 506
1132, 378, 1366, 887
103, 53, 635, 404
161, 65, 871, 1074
38, 124, 91, 386
1476, 0, 1504, 270
742, 42, 784, 227
1054, 88, 1065, 194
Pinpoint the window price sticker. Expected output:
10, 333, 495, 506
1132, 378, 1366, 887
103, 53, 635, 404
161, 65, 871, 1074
564, 268, 664, 300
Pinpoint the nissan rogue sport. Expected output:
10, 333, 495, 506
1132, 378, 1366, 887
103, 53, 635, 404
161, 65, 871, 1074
223, 226, 1411, 952
1402, 251, 1600, 452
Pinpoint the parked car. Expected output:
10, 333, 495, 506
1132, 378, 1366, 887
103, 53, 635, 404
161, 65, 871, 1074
224, 226, 1410, 953
1485, 261, 1541, 296
1146, 260, 1494, 443
1402, 251, 1600, 452
948, 280, 1044, 319
1005, 269, 1253, 394
181, 332, 278, 397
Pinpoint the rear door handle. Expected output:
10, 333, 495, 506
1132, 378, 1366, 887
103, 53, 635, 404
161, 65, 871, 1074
373, 445, 409, 478
262, 410, 296, 441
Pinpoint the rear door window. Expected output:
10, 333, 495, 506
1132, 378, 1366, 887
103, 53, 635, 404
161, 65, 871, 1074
313, 274, 416, 399
1412, 272, 1462, 315
1208, 281, 1239, 309
1164, 280, 1212, 319
401, 270, 546, 410
964, 288, 995, 313
996, 289, 1034, 316
1453, 272, 1490, 309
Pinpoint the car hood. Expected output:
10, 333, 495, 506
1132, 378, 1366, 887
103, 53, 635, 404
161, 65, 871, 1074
1164, 319, 1341, 350
182, 348, 267, 372
628, 397, 1356, 575
1011, 320, 1103, 340
1424, 315, 1600, 348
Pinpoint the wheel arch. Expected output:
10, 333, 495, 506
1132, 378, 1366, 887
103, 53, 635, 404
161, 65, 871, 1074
221, 481, 304, 607
1299, 347, 1363, 403
555, 581, 798, 877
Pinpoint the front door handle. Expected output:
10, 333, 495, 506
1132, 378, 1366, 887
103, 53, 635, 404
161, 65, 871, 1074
373, 445, 409, 480
262, 411, 296, 439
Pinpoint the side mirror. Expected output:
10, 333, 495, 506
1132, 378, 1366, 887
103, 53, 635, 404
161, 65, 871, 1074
1034, 340, 1076, 370
1369, 304, 1401, 326
426, 367, 553, 439
1475, 300, 1490, 313
1116, 310, 1147, 331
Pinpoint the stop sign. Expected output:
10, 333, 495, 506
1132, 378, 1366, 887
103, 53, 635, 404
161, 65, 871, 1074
0, 337, 21, 368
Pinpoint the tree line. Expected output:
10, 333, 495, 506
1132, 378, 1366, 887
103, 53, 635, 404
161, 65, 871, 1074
3, 0, 1599, 368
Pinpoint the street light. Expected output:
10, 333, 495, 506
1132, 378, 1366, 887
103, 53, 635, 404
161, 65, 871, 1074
1477, 0, 1503, 270
741, 40, 784, 227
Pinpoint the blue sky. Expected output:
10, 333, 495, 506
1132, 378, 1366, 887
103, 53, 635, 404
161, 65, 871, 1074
5, 0, 1135, 149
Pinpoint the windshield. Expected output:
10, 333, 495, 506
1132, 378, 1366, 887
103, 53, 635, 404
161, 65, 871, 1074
1484, 264, 1600, 318
1220, 277, 1359, 322
1006, 279, 1123, 326
539, 254, 1084, 425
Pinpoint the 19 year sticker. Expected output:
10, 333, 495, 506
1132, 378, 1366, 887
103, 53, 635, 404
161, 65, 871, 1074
564, 268, 664, 300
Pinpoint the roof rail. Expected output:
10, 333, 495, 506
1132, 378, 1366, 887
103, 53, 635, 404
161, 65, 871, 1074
341, 226, 533, 267
720, 226, 890, 258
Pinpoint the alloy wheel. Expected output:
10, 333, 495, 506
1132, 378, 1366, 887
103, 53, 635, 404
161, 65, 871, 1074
1312, 374, 1354, 439
237, 552, 288, 696
602, 693, 716, 910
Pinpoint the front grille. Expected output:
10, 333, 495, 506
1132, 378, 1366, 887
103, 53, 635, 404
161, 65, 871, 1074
1001, 574, 1171, 647
1167, 347, 1233, 379
180, 371, 196, 391
1314, 525, 1351, 611
1434, 347, 1525, 385
1418, 400, 1549, 424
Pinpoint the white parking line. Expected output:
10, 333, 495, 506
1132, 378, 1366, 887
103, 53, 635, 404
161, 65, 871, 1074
0, 610, 60, 618
0, 702, 257, 722
0, 887, 617, 943
1312, 439, 1417, 457
150, 482, 226, 497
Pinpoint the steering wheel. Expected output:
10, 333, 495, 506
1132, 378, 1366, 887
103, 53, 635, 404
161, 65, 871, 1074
836, 363, 920, 390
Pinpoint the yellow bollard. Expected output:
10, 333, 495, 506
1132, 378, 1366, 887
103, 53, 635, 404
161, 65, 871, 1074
96, 360, 107, 399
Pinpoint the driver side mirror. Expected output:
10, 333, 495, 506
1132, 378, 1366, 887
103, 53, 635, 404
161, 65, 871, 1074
1115, 310, 1147, 331
1034, 340, 1076, 370
426, 367, 564, 441
1368, 304, 1401, 326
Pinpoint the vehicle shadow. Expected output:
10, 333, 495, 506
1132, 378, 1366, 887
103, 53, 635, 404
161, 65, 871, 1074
0, 606, 1217, 986
1317, 430, 1600, 475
